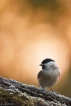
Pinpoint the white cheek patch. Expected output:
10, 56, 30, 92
46, 62, 58, 68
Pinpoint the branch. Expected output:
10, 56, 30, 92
0, 76, 71, 106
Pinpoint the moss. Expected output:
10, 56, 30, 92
0, 88, 66, 106
0, 88, 35, 106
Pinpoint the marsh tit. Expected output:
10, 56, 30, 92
37, 58, 60, 91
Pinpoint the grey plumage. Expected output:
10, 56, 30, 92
37, 58, 60, 91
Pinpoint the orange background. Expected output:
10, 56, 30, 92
0, 0, 71, 97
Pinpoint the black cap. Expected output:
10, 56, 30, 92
41, 58, 55, 64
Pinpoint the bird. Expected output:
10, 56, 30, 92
37, 58, 60, 91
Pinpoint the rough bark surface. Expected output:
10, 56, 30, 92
0, 76, 71, 106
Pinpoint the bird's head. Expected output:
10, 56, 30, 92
40, 58, 58, 70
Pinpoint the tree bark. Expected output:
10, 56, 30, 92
0, 76, 71, 106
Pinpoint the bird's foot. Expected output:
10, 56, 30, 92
39, 87, 46, 91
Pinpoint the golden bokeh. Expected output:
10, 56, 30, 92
0, 0, 71, 97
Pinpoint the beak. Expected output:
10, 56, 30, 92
39, 64, 44, 66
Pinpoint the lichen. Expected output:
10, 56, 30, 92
0, 88, 34, 106
0, 88, 67, 106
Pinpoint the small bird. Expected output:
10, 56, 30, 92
37, 58, 60, 91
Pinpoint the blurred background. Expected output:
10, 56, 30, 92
0, 0, 71, 97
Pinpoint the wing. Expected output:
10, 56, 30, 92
37, 71, 43, 79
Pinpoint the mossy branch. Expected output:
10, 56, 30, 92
0, 76, 71, 106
